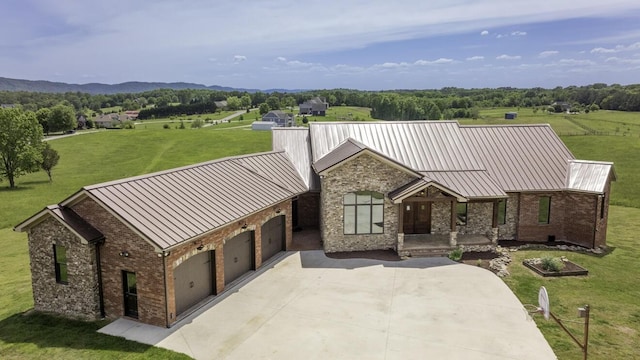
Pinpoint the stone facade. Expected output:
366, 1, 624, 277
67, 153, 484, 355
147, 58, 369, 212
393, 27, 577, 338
498, 193, 519, 240
430, 201, 451, 235
320, 154, 416, 252
456, 201, 493, 236
27, 217, 101, 320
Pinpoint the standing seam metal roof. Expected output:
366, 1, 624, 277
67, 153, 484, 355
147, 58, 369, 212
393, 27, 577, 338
83, 151, 307, 249
565, 160, 615, 193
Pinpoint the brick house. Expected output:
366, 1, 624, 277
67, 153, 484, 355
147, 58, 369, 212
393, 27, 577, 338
15, 121, 614, 327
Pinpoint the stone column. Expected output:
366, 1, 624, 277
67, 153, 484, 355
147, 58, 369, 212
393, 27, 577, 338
491, 227, 499, 245
449, 231, 457, 247
397, 232, 404, 252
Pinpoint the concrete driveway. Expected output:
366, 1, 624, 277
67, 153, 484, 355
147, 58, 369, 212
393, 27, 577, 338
99, 251, 556, 359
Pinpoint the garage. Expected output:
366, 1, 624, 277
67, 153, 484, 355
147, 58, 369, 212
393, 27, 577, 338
224, 231, 255, 285
261, 215, 285, 263
174, 251, 214, 315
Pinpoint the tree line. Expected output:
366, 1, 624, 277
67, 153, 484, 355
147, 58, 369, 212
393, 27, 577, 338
1, 83, 640, 121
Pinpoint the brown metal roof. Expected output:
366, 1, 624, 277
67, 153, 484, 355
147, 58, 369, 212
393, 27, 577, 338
388, 177, 466, 203
565, 160, 615, 193
272, 128, 320, 190
313, 138, 367, 173
422, 171, 507, 199
81, 151, 306, 250
310, 121, 484, 171
15, 205, 103, 244
460, 124, 575, 191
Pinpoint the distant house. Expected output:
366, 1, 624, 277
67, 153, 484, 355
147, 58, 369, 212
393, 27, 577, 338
262, 110, 294, 127
124, 111, 139, 119
505, 112, 517, 120
94, 113, 129, 128
76, 115, 87, 129
214, 101, 228, 110
552, 102, 571, 113
299, 97, 329, 116
1, 104, 16, 109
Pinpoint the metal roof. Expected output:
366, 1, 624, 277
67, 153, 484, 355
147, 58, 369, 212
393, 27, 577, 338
273, 128, 320, 190
15, 205, 103, 244
313, 137, 367, 173
565, 160, 615, 193
388, 178, 466, 203
422, 171, 507, 199
460, 125, 575, 191
79, 151, 306, 250
310, 121, 484, 171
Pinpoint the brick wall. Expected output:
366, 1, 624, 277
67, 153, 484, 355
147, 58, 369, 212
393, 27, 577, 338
594, 173, 613, 248
297, 191, 319, 229
72, 198, 166, 326
27, 217, 101, 320
517, 192, 566, 242
320, 154, 416, 252
564, 192, 598, 247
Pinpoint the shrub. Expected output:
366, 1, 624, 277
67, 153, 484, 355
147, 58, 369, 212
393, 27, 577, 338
448, 248, 463, 261
179, 120, 185, 129
121, 120, 135, 129
163, 124, 170, 129
191, 119, 204, 128
541, 257, 565, 272
239, 115, 244, 121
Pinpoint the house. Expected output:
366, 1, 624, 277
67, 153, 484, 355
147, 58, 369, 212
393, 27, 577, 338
214, 100, 228, 110
94, 113, 134, 128
251, 121, 277, 131
299, 97, 329, 116
552, 102, 572, 113
504, 112, 517, 120
124, 111, 139, 119
76, 115, 87, 129
15, 121, 614, 328
262, 110, 294, 127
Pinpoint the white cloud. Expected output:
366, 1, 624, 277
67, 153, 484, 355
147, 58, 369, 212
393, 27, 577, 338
233, 55, 247, 63
605, 56, 640, 65
480, 30, 489, 36
496, 34, 505, 39
591, 47, 617, 54
466, 56, 484, 61
538, 50, 559, 58
496, 54, 521, 60
556, 59, 596, 66
276, 56, 287, 62
415, 58, 454, 65
511, 31, 527, 36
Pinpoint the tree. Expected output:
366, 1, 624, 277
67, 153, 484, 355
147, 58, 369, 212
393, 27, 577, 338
0, 108, 44, 188
240, 94, 252, 109
259, 103, 270, 115
226, 96, 242, 110
47, 104, 76, 133
266, 96, 281, 110
35, 108, 51, 134
40, 142, 59, 182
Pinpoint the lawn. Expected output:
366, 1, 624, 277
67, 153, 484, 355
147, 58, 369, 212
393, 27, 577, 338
296, 105, 374, 124
1, 108, 639, 359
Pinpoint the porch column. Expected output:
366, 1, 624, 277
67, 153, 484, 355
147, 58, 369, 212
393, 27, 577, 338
491, 200, 499, 245
450, 200, 457, 246
397, 204, 404, 251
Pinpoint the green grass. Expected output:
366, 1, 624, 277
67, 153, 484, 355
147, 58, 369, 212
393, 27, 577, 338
504, 205, 640, 360
298, 105, 374, 124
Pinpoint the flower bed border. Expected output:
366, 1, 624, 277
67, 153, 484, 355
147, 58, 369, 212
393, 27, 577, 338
522, 259, 589, 277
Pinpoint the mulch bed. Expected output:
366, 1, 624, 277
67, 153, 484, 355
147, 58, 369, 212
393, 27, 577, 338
523, 259, 589, 277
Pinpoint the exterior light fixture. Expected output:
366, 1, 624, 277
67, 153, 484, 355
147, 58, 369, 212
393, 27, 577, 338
275, 208, 281, 214
119, 251, 130, 257
241, 223, 248, 230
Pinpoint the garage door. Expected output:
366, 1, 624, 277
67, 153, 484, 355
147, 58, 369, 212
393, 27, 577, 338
261, 216, 285, 263
174, 251, 214, 315
224, 231, 254, 285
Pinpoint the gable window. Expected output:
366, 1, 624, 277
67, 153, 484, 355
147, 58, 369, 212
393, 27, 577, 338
344, 191, 384, 234
497, 199, 507, 225
54, 244, 68, 284
456, 203, 468, 226
538, 196, 551, 224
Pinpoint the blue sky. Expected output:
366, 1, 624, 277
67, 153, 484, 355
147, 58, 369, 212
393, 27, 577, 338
2, 0, 640, 90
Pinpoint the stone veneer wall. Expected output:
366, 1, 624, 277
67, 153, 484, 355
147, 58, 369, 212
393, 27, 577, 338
321, 154, 416, 252
430, 202, 451, 235
28, 217, 101, 320
498, 194, 519, 240
457, 201, 493, 236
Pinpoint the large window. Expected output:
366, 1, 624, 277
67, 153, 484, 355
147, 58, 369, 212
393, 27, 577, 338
538, 196, 551, 224
497, 199, 507, 225
54, 244, 68, 284
344, 191, 384, 234
456, 203, 468, 226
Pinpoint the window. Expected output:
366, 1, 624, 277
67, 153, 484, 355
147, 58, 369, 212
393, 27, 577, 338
497, 199, 507, 225
538, 196, 551, 224
344, 191, 384, 234
54, 245, 68, 284
456, 203, 468, 226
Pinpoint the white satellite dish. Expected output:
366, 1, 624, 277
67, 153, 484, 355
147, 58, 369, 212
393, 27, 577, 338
538, 286, 550, 320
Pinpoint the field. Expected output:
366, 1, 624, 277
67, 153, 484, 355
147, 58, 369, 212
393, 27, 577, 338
1, 107, 639, 359
295, 105, 373, 123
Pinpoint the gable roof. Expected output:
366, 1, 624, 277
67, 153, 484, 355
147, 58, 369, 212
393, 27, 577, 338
18, 151, 307, 251
15, 205, 103, 244
310, 121, 483, 171
460, 124, 575, 191
273, 128, 319, 189
565, 160, 616, 193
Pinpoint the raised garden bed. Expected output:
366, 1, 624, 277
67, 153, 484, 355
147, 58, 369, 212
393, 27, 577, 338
523, 257, 588, 277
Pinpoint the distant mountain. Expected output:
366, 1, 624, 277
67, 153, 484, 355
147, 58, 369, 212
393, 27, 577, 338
0, 77, 306, 94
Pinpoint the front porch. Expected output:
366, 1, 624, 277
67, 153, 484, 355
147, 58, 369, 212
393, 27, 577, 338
398, 233, 495, 257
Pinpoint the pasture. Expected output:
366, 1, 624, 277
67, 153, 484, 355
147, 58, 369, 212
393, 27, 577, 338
0, 107, 639, 359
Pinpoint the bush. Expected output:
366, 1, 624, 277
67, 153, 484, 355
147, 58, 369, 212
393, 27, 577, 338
163, 124, 170, 129
191, 119, 204, 128
179, 120, 185, 129
121, 120, 135, 129
541, 257, 565, 272
448, 248, 463, 261
239, 115, 244, 121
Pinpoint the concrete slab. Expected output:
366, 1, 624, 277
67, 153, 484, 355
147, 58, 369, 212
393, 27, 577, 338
99, 251, 556, 360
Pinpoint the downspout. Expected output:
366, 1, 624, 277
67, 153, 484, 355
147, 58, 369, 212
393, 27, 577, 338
95, 239, 105, 318
593, 195, 600, 249
163, 251, 170, 328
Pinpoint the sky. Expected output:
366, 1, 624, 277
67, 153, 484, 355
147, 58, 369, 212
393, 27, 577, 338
2, 0, 640, 90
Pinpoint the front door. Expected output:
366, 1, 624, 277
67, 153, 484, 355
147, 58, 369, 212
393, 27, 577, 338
403, 202, 431, 234
123, 271, 138, 318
